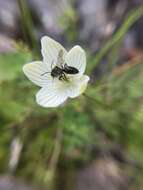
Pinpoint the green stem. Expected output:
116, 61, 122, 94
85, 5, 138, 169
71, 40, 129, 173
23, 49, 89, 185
17, 0, 39, 57
83, 93, 109, 108
93, 6, 143, 67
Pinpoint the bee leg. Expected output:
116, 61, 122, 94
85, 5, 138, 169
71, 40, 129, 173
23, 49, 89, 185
59, 75, 63, 81
59, 73, 68, 81
62, 73, 68, 81
41, 71, 51, 76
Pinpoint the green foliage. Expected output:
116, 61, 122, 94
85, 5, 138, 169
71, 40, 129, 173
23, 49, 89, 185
0, 5, 143, 189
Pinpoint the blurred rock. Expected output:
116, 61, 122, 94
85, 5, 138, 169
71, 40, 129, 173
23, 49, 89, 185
77, 0, 110, 50
28, 0, 71, 39
0, 176, 41, 190
0, 0, 19, 38
76, 158, 128, 190
77, 0, 127, 51
0, 0, 143, 52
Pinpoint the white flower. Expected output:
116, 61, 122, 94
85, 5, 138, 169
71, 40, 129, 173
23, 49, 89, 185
23, 36, 90, 108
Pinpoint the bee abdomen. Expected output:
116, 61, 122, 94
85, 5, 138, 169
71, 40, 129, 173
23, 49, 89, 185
63, 64, 79, 74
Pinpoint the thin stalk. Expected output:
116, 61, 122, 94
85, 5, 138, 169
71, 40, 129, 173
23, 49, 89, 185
83, 93, 110, 108
93, 6, 143, 68
17, 0, 39, 57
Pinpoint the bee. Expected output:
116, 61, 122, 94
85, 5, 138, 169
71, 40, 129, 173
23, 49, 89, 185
41, 49, 79, 81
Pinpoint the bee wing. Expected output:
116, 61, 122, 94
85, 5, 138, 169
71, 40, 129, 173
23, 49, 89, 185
41, 36, 67, 68
56, 49, 65, 67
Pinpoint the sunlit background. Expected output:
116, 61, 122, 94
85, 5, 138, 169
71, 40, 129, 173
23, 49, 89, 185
0, 0, 143, 190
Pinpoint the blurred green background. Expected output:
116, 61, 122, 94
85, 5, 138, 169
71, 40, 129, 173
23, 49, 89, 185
1, 0, 143, 190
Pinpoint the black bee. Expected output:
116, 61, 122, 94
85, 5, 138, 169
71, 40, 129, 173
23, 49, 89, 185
41, 50, 79, 81
50, 63, 79, 80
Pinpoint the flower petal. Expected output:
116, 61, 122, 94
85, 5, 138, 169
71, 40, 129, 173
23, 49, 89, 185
67, 75, 90, 98
41, 36, 67, 67
65, 45, 86, 75
23, 61, 52, 87
36, 83, 68, 108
